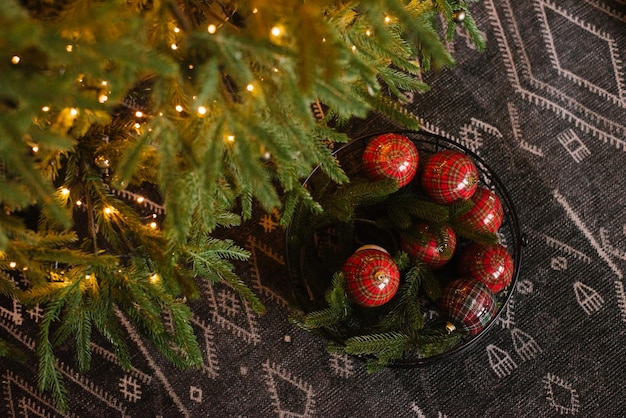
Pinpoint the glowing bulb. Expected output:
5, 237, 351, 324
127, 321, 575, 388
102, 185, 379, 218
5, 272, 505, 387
252, 8, 258, 13
171, 43, 178, 50
69, 108, 78, 117
9, 262, 16, 268
85, 274, 92, 280
384, 16, 392, 23
174, 27, 180, 33
175, 105, 183, 113
188, 64, 194, 70
42, 106, 50, 112
149, 273, 160, 284
272, 67, 279, 73
134, 122, 141, 129
76, 200, 83, 206
149, 221, 157, 229
104, 206, 113, 214
207, 24, 217, 34
61, 188, 70, 196
99, 94, 108, 103
351, 45, 357, 52
31, 145, 39, 153
135, 111, 143, 118
270, 26, 282, 37
226, 135, 235, 143
136, 196, 145, 203
197, 106, 207, 115
66, 44, 73, 52
101, 80, 108, 86
11, 56, 20, 64
246, 84, 254, 92
366, 29, 372, 36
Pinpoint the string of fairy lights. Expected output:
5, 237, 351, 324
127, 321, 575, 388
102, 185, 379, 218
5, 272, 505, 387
4, 7, 417, 281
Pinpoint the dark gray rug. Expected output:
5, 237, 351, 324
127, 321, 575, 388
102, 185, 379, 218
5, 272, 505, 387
1, 0, 625, 416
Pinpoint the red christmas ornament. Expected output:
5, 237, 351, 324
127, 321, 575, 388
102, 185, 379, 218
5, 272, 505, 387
458, 187, 504, 234
439, 278, 496, 336
420, 150, 479, 204
361, 133, 419, 187
342, 245, 400, 307
401, 223, 457, 269
458, 243, 514, 293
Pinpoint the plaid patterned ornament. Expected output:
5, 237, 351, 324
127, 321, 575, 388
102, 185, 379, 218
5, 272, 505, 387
439, 278, 496, 336
458, 243, 514, 293
458, 187, 503, 234
342, 245, 400, 307
401, 223, 457, 269
420, 150, 478, 204
361, 133, 419, 187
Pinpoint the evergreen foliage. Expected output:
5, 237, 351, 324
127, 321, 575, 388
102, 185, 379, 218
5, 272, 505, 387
0, 0, 485, 409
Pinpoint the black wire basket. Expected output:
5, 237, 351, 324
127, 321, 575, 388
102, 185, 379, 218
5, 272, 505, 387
285, 130, 525, 366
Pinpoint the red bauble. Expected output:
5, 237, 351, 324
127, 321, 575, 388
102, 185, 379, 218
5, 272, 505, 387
401, 223, 457, 269
342, 245, 400, 307
458, 187, 503, 234
458, 243, 514, 293
439, 278, 496, 335
361, 133, 419, 187
420, 150, 479, 204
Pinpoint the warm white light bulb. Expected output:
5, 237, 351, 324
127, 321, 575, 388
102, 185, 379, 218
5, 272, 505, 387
135, 111, 143, 118
175, 105, 183, 113
136, 196, 145, 203
149, 221, 157, 229
66, 44, 73, 52
99, 94, 108, 103
42, 106, 50, 112
174, 27, 180, 33
197, 106, 207, 115
246, 84, 254, 92
271, 26, 282, 37
11, 56, 20, 64
69, 108, 78, 117
208, 24, 217, 34
9, 262, 16, 269
31, 145, 39, 153
104, 206, 113, 214
61, 188, 70, 196
171, 43, 178, 50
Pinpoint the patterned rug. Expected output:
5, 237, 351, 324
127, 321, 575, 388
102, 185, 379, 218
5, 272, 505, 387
1, 0, 625, 416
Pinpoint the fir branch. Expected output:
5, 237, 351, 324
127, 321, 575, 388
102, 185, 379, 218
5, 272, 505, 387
320, 178, 399, 223
420, 266, 442, 301
290, 307, 345, 331
416, 330, 464, 358
449, 220, 499, 246
0, 338, 27, 363
384, 189, 450, 228
344, 331, 413, 368
36, 286, 74, 412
